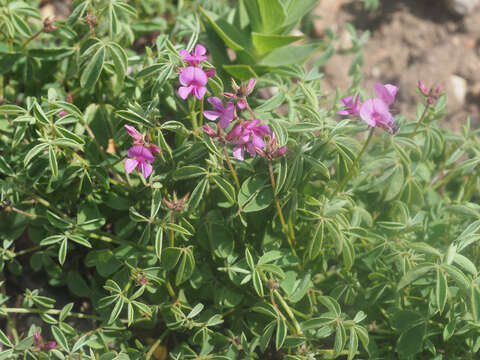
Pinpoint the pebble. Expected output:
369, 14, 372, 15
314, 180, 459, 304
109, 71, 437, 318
445, 0, 479, 16
449, 75, 467, 104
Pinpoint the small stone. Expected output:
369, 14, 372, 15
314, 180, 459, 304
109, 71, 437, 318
445, 0, 479, 16
449, 75, 467, 104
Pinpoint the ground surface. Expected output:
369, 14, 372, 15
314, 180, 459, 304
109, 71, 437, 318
314, 0, 480, 130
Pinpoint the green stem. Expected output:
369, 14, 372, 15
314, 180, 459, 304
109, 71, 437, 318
21, 29, 43, 51
190, 98, 198, 130
222, 145, 240, 190
273, 290, 303, 335
410, 103, 430, 138
331, 127, 375, 198
1, 307, 104, 321
146, 329, 170, 360
268, 159, 297, 258
199, 97, 204, 126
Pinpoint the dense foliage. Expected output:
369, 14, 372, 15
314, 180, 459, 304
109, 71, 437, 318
1, 1, 480, 359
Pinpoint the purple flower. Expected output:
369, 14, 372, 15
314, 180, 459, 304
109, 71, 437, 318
179, 44, 207, 67
34, 332, 40, 345
359, 98, 396, 133
374, 83, 398, 106
178, 66, 208, 100
125, 124, 143, 142
43, 341, 56, 350
337, 95, 361, 116
204, 97, 235, 129
224, 78, 256, 110
227, 119, 270, 161
203, 124, 218, 138
125, 145, 155, 179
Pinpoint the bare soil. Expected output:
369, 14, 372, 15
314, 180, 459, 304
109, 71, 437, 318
313, 0, 480, 131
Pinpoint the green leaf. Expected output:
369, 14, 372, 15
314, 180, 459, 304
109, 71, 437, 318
175, 248, 195, 285
24, 143, 49, 166
275, 318, 287, 349
441, 264, 470, 292
318, 296, 341, 316
223, 64, 258, 80
163, 223, 192, 236
199, 7, 246, 51
333, 322, 347, 357
239, 177, 273, 213
11, 13, 32, 37
28, 47, 75, 60
172, 166, 207, 180
471, 285, 480, 322
252, 33, 303, 54
397, 264, 434, 290
155, 228, 163, 261
252, 270, 264, 297
188, 177, 208, 210
255, 90, 286, 112
52, 326, 69, 351
80, 45, 105, 89
107, 42, 128, 80
0, 329, 12, 347
33, 102, 50, 125
68, 234, 92, 248
212, 176, 236, 204
58, 238, 67, 265
67, 1, 89, 26
41, 235, 65, 246
256, 0, 286, 34
0, 53, 22, 75
161, 247, 182, 270
48, 146, 58, 178
347, 327, 359, 360
396, 323, 426, 357
109, 297, 125, 324
436, 269, 448, 314
259, 43, 322, 67
116, 109, 154, 128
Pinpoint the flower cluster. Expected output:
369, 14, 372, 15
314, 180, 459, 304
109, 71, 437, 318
418, 80, 443, 105
124, 125, 161, 179
177, 45, 216, 100
202, 77, 285, 161
338, 83, 399, 134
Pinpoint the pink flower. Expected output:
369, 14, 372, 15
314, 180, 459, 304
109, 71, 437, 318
204, 97, 235, 129
224, 78, 256, 110
337, 95, 361, 116
125, 145, 155, 179
43, 341, 56, 350
203, 124, 218, 138
179, 44, 207, 67
125, 124, 143, 142
227, 119, 270, 161
359, 98, 397, 133
418, 80, 443, 105
34, 332, 40, 345
374, 83, 398, 106
178, 66, 208, 100
124, 125, 161, 154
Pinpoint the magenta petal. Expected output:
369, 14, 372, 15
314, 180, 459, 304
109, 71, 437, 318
205, 69, 216, 78
194, 44, 206, 56
204, 110, 221, 121
246, 78, 255, 94
256, 123, 271, 135
360, 98, 391, 127
194, 86, 206, 100
179, 49, 189, 59
124, 125, 143, 141
251, 134, 265, 148
179, 67, 195, 85
141, 162, 153, 179
203, 125, 217, 137
237, 99, 246, 110
246, 142, 257, 157
232, 145, 244, 161
124, 158, 138, 174
128, 145, 154, 161
178, 86, 193, 100
374, 83, 398, 105
207, 96, 223, 110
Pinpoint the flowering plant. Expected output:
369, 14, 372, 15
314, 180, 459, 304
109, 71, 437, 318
0, 1, 479, 360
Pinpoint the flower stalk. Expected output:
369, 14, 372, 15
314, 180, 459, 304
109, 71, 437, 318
331, 127, 375, 198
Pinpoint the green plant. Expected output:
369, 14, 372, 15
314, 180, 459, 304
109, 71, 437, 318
1, 1, 480, 360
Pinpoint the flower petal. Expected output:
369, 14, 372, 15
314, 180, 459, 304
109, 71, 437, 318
232, 145, 244, 161
124, 158, 138, 174
194, 44, 206, 56
207, 96, 223, 110
141, 162, 153, 179
203, 110, 221, 121
124, 125, 143, 141
178, 86, 193, 100
194, 86, 206, 100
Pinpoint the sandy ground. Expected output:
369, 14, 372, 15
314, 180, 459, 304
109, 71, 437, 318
313, 0, 480, 131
